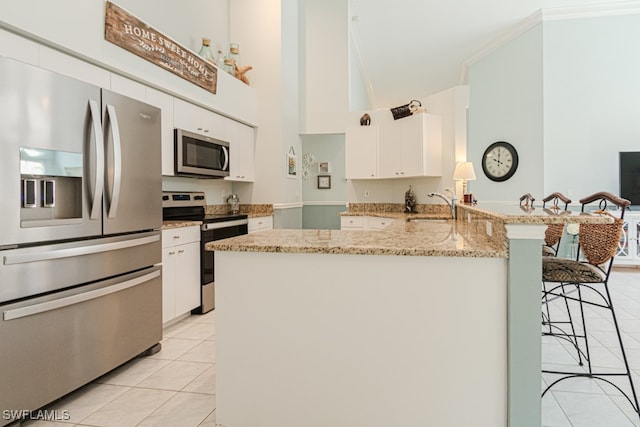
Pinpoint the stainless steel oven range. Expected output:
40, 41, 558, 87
0, 58, 162, 425
162, 191, 248, 313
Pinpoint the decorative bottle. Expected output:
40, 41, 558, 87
229, 42, 241, 66
198, 37, 215, 63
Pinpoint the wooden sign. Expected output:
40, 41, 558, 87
105, 1, 217, 94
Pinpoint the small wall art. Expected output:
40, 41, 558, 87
317, 175, 331, 189
318, 162, 330, 173
287, 146, 297, 178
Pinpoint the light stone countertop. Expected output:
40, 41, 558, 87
207, 219, 507, 258
207, 202, 615, 258
458, 202, 614, 224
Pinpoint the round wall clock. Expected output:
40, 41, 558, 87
481, 141, 519, 182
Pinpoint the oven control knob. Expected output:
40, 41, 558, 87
162, 195, 169, 201
194, 195, 204, 200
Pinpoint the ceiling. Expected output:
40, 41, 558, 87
348, 0, 630, 108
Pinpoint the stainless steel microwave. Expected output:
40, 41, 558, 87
174, 129, 230, 178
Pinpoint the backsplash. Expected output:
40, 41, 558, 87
347, 203, 451, 215
206, 204, 274, 216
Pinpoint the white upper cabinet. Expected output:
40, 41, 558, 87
146, 88, 175, 176
225, 119, 255, 182
345, 125, 378, 179
39, 46, 110, 88
174, 98, 226, 140
378, 113, 442, 179
110, 74, 147, 102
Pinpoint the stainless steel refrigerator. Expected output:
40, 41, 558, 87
0, 57, 162, 424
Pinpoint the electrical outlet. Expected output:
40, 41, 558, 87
364, 190, 370, 198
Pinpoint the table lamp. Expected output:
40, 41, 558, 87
453, 161, 476, 202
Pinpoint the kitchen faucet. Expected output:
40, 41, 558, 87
427, 188, 457, 220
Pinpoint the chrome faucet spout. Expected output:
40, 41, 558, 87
428, 189, 457, 220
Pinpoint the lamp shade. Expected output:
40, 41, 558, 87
453, 162, 476, 181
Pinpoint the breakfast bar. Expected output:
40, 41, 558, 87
208, 203, 610, 427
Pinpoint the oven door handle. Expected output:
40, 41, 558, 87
202, 218, 249, 231
3, 270, 160, 321
3, 234, 160, 265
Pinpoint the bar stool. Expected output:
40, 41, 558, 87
540, 192, 572, 336
541, 192, 638, 417
541, 192, 571, 257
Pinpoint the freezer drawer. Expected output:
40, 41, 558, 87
0, 266, 162, 425
0, 230, 161, 304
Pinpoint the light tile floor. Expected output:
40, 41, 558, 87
543, 268, 640, 427
13, 268, 640, 426
20, 310, 217, 427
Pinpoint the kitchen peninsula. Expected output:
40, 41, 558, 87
208, 203, 610, 427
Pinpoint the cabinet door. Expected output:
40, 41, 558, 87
39, 46, 111, 88
162, 246, 177, 323
345, 126, 378, 179
201, 110, 226, 140
226, 120, 255, 182
110, 74, 146, 102
174, 241, 201, 316
146, 88, 176, 176
173, 98, 202, 134
398, 115, 425, 178
378, 121, 403, 178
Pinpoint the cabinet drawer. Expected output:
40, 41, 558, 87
366, 217, 394, 229
340, 216, 364, 229
162, 226, 200, 247
248, 216, 273, 233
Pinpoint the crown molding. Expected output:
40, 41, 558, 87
459, 1, 640, 84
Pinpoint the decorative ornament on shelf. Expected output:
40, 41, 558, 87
233, 60, 252, 85
360, 113, 371, 126
198, 37, 216, 63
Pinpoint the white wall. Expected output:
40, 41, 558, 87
301, 134, 347, 203
299, 0, 349, 134
348, 29, 373, 112
230, 0, 302, 228
543, 13, 640, 201
467, 24, 544, 203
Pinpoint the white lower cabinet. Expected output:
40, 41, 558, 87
248, 216, 274, 233
340, 216, 394, 230
162, 226, 201, 323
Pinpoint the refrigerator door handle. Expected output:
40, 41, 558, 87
89, 99, 104, 220
222, 145, 229, 171
106, 104, 122, 219
3, 234, 160, 265
3, 269, 161, 321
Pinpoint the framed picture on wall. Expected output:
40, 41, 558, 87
317, 175, 331, 189
318, 162, 330, 173
287, 146, 297, 178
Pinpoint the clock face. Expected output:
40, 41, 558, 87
482, 141, 519, 182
